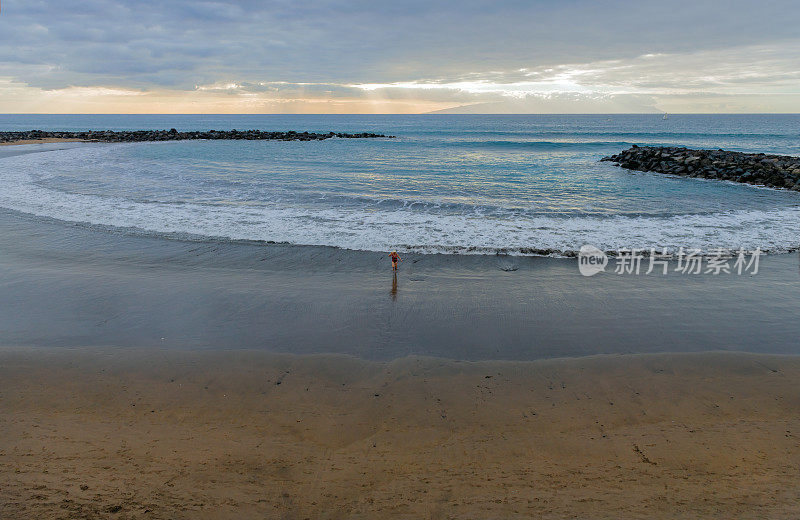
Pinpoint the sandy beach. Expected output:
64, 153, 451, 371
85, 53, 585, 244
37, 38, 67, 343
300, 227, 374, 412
0, 138, 87, 146
2, 348, 799, 519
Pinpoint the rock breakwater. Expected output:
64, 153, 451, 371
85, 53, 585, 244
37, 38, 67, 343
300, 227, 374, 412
602, 146, 800, 190
0, 129, 393, 144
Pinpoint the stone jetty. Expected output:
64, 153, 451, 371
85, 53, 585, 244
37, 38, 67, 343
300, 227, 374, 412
0, 129, 393, 144
602, 145, 800, 190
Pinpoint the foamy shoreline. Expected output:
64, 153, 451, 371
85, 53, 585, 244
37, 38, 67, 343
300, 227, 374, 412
2, 131, 800, 256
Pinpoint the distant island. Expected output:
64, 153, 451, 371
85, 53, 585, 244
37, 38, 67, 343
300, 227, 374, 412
0, 129, 394, 144
602, 145, 800, 191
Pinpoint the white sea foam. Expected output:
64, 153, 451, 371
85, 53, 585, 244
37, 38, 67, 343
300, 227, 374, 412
1, 145, 799, 255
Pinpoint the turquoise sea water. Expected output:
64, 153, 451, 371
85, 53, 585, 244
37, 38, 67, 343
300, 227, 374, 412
1, 114, 799, 254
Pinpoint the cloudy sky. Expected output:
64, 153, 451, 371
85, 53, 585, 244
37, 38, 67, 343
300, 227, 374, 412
1, 0, 798, 113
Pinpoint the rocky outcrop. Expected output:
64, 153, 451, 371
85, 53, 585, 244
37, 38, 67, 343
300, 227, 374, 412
602, 145, 800, 191
0, 129, 393, 143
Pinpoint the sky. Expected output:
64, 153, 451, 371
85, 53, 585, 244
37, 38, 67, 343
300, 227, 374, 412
0, 0, 798, 114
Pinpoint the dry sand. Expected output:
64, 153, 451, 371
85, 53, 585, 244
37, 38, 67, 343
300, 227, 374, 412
1, 348, 799, 519
0, 138, 87, 146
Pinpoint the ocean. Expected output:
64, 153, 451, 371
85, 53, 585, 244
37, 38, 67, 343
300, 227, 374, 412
1, 114, 799, 255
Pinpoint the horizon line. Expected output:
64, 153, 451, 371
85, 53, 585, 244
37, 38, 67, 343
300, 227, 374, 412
2, 113, 800, 116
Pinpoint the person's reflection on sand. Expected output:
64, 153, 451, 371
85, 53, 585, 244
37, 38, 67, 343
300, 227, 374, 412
390, 272, 398, 300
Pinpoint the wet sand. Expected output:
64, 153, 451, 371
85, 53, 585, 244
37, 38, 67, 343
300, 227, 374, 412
2, 348, 799, 519
2, 208, 800, 360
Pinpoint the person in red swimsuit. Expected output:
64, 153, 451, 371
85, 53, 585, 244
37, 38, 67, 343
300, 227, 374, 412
389, 251, 402, 270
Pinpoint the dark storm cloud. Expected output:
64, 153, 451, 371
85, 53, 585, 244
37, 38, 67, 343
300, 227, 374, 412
1, 0, 799, 90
